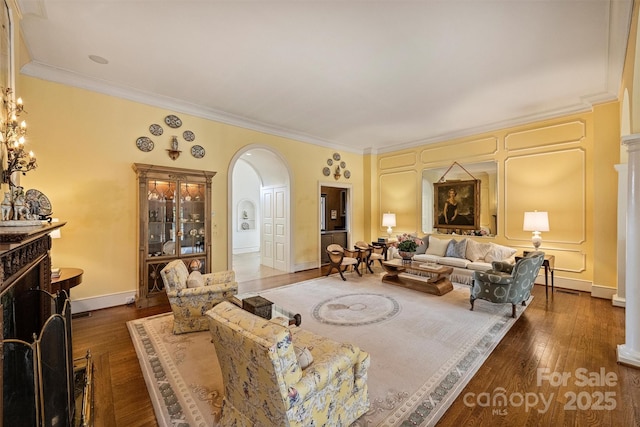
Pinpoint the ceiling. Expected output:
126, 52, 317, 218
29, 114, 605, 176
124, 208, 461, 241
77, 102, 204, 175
15, 1, 633, 154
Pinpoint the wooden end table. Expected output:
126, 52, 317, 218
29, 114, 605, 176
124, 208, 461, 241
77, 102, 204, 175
381, 259, 454, 296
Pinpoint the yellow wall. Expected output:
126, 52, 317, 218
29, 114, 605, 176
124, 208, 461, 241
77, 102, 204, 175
374, 104, 620, 290
15, 76, 365, 301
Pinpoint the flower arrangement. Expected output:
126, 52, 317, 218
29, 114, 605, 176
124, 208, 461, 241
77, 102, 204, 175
395, 233, 424, 252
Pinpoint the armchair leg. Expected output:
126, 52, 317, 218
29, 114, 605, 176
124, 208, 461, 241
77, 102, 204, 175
338, 267, 347, 281
355, 265, 362, 277
366, 261, 374, 274
511, 304, 516, 318
470, 297, 475, 311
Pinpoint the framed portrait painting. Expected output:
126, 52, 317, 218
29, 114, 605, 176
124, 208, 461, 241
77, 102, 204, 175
434, 180, 480, 230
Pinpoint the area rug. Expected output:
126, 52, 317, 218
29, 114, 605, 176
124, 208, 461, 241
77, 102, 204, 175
128, 273, 531, 427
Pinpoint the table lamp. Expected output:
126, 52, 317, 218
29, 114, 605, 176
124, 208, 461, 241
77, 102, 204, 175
523, 211, 549, 250
382, 213, 396, 238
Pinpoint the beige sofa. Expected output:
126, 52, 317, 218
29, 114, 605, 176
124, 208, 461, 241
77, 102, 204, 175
387, 235, 517, 285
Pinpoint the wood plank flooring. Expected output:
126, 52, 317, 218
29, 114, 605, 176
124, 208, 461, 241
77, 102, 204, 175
72, 268, 640, 426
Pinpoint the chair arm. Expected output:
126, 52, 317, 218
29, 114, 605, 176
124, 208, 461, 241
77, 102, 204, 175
167, 280, 238, 297
473, 270, 514, 286
202, 270, 236, 284
491, 261, 514, 274
286, 343, 362, 409
343, 248, 358, 258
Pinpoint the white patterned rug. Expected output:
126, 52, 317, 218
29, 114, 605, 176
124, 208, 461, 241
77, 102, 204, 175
128, 273, 531, 426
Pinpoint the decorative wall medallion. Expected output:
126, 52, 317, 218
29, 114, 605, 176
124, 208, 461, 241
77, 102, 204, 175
164, 114, 182, 128
136, 136, 154, 152
191, 145, 205, 158
344, 170, 351, 179
323, 167, 330, 176
183, 130, 195, 142
149, 124, 163, 136
333, 152, 341, 161
327, 159, 333, 166
340, 161, 346, 168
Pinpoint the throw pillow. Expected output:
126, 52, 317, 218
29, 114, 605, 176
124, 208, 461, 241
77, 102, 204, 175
465, 239, 492, 262
414, 235, 430, 255
425, 236, 452, 256
186, 271, 204, 288
445, 239, 467, 258
484, 243, 517, 263
294, 346, 314, 369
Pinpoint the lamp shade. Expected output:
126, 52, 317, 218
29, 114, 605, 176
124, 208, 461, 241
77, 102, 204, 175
382, 213, 396, 227
523, 211, 549, 232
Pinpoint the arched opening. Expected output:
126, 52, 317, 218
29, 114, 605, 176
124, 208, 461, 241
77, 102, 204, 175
229, 146, 291, 282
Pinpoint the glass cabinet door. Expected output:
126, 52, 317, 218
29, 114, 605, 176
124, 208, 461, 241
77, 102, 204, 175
146, 179, 177, 257
179, 182, 206, 255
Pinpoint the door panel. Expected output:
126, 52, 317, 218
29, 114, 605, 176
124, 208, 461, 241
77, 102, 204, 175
261, 189, 274, 267
273, 186, 287, 271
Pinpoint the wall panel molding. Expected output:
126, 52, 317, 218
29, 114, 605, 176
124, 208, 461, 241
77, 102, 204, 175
505, 120, 586, 151
379, 152, 417, 170
420, 137, 498, 164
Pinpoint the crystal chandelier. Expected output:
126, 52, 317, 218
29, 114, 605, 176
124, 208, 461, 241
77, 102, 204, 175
1, 88, 36, 188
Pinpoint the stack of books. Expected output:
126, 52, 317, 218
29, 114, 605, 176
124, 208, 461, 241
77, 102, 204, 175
51, 267, 61, 279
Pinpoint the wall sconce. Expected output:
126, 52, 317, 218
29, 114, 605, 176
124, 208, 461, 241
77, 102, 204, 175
382, 212, 396, 238
167, 135, 181, 160
1, 88, 36, 187
334, 165, 341, 180
523, 211, 549, 250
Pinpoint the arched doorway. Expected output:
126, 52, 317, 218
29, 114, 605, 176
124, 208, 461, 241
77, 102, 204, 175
229, 146, 291, 282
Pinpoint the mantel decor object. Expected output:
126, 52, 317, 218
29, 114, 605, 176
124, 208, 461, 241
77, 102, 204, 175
0, 88, 48, 226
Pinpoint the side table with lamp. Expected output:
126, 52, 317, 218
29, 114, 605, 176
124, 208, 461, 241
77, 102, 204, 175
522, 210, 554, 298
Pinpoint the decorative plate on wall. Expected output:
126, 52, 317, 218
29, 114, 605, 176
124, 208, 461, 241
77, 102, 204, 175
333, 152, 341, 161
323, 167, 331, 176
183, 130, 195, 142
191, 145, 205, 158
149, 124, 163, 136
344, 170, 351, 179
136, 136, 154, 152
327, 159, 333, 166
164, 115, 182, 128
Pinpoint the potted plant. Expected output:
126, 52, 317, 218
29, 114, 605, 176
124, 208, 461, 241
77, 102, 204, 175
396, 234, 423, 261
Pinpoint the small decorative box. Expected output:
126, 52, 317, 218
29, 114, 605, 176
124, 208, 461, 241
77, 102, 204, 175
242, 296, 273, 320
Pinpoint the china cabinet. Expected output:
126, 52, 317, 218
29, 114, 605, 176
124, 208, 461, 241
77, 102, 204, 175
133, 163, 216, 308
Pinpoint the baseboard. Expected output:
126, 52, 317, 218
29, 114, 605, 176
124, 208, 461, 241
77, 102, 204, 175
591, 284, 618, 300
71, 290, 137, 314
612, 294, 626, 307
232, 246, 260, 254
294, 261, 318, 272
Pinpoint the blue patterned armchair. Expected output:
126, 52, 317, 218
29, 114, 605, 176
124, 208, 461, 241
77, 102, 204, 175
470, 251, 545, 317
207, 301, 370, 426
160, 259, 238, 334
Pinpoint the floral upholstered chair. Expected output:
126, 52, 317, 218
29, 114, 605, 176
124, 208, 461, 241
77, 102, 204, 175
470, 251, 545, 318
207, 301, 370, 426
160, 259, 238, 334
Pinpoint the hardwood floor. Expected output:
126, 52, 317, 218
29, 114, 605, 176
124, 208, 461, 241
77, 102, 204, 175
72, 269, 640, 426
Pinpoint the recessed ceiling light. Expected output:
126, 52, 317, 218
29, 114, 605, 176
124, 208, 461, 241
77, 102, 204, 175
88, 55, 108, 65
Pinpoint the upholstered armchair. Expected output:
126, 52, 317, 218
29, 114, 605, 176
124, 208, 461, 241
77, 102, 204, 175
470, 251, 545, 318
368, 242, 386, 272
160, 259, 238, 334
326, 243, 361, 280
207, 301, 370, 426
354, 241, 373, 273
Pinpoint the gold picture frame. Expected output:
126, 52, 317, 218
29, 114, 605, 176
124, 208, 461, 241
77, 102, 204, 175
434, 179, 480, 230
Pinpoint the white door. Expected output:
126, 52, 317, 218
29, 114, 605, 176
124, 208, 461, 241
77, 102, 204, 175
261, 188, 274, 268
273, 186, 287, 271
261, 186, 289, 270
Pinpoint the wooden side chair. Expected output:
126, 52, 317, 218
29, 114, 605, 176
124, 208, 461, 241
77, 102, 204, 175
368, 242, 386, 272
326, 244, 361, 280
354, 241, 373, 274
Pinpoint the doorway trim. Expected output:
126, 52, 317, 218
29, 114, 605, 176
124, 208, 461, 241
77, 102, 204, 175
228, 145, 293, 273
318, 180, 352, 267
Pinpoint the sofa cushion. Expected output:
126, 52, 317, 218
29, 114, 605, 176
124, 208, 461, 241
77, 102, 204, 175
485, 243, 517, 263
438, 257, 470, 268
465, 239, 492, 262
294, 346, 314, 369
187, 270, 204, 288
445, 239, 467, 258
413, 253, 441, 263
426, 236, 452, 256
466, 261, 493, 271
414, 235, 430, 255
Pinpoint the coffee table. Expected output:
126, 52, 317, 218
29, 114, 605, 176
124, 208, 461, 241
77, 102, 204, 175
230, 293, 302, 326
381, 259, 454, 296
